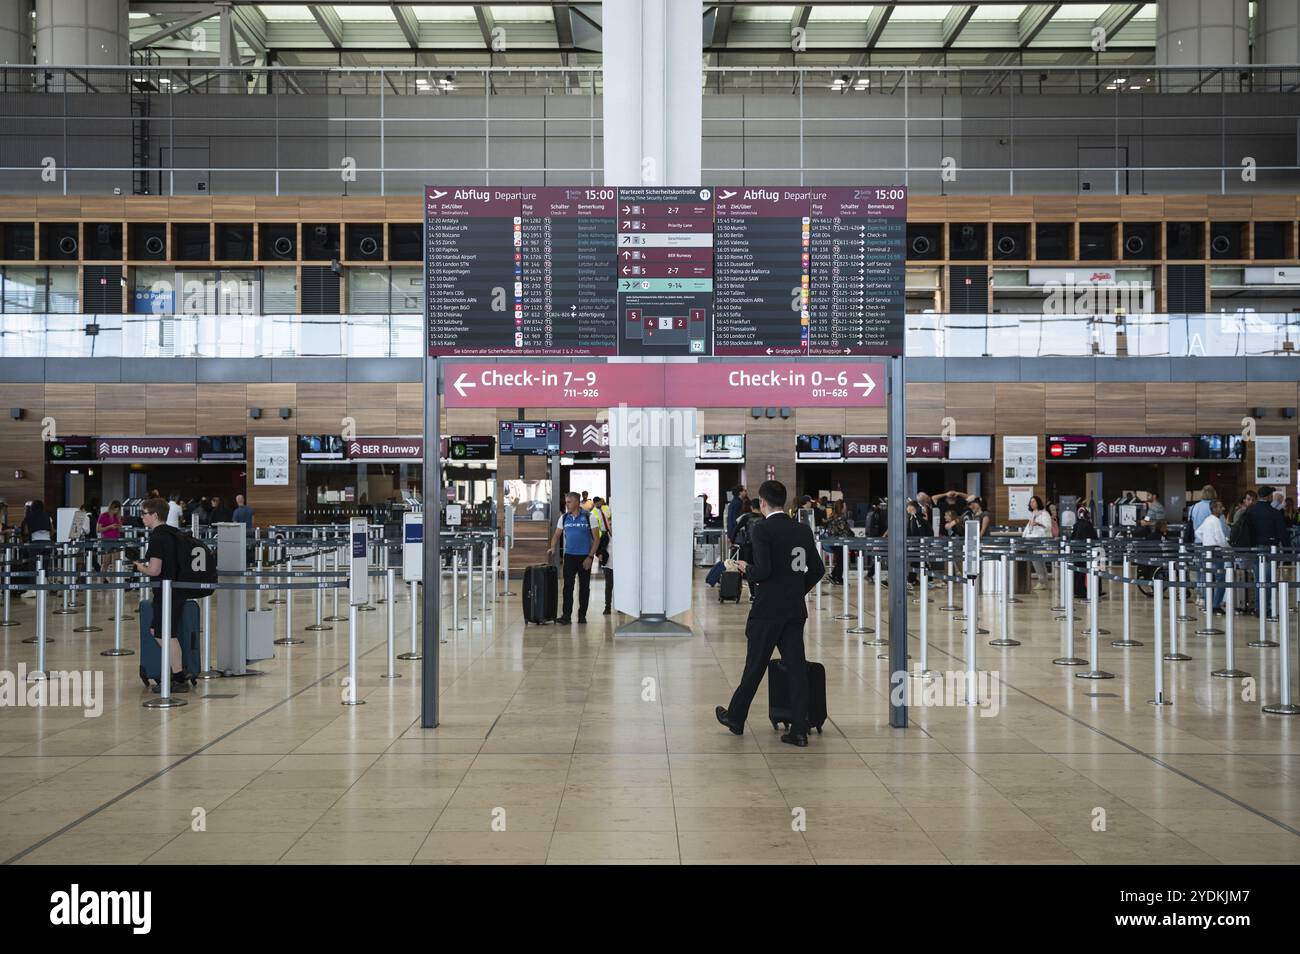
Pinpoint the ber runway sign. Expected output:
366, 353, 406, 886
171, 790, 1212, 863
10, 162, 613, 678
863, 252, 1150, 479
443, 362, 884, 409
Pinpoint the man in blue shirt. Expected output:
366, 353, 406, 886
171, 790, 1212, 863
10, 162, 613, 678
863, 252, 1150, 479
232, 494, 254, 530
547, 492, 599, 624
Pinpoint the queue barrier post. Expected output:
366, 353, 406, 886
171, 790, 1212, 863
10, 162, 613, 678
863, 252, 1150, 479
324, 543, 347, 622
398, 578, 422, 660
306, 549, 331, 632
1112, 553, 1143, 648
1077, 545, 1114, 680
101, 556, 133, 657
0, 545, 17, 628
28, 563, 49, 681
342, 601, 364, 706
143, 579, 186, 709
451, 548, 463, 632
1164, 559, 1191, 661
1211, 564, 1250, 679
1147, 577, 1171, 706
73, 549, 102, 633
848, 546, 870, 635
1054, 550, 1086, 666
911, 559, 936, 679
834, 542, 852, 620
862, 555, 887, 646
989, 552, 1020, 648
1261, 581, 1298, 715
1248, 554, 1278, 648
381, 568, 400, 680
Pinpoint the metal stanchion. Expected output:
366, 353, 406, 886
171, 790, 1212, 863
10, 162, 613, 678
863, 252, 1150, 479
398, 579, 421, 660
1211, 565, 1249, 679
1051, 539, 1067, 615
342, 601, 364, 706
73, 549, 102, 632
1164, 561, 1191, 661
1006, 542, 1022, 604
963, 576, 978, 705
1262, 580, 1298, 715
940, 556, 959, 611
834, 542, 853, 620
268, 537, 286, 603
144, 579, 186, 709
911, 560, 936, 678
52, 548, 76, 615
954, 564, 989, 635
466, 541, 479, 623
274, 569, 304, 646
1176, 547, 1195, 621
1054, 556, 1086, 666
198, 592, 221, 678
989, 553, 1020, 647
1081, 545, 1110, 637
324, 544, 347, 622
1266, 546, 1280, 621
381, 568, 400, 679
1248, 554, 1277, 648
100, 566, 132, 657
0, 545, 18, 627
815, 554, 822, 614
28, 565, 49, 681
501, 534, 514, 597
847, 547, 871, 636
480, 538, 489, 621
110, 553, 134, 620
450, 549, 464, 631
1112, 554, 1143, 648
1195, 550, 1224, 636
1077, 551, 1114, 679
1147, 577, 1171, 706
253, 554, 263, 613
862, 555, 886, 646
306, 550, 332, 631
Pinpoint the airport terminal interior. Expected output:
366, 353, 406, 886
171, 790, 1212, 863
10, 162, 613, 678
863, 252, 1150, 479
1, 0, 1299, 882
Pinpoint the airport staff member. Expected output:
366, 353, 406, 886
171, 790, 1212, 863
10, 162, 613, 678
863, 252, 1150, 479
716, 480, 824, 747
547, 492, 600, 624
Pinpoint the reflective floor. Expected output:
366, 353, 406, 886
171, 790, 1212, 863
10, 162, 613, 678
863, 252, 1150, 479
1, 570, 1298, 865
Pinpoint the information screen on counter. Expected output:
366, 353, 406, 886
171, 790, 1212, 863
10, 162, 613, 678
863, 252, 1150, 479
425, 186, 905, 357
498, 420, 560, 456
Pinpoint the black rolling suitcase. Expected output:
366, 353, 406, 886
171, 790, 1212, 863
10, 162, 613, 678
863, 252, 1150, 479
718, 569, 743, 603
767, 658, 828, 734
137, 598, 201, 687
522, 563, 558, 624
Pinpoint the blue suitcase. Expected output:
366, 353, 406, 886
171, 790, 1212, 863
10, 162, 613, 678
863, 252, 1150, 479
137, 598, 202, 686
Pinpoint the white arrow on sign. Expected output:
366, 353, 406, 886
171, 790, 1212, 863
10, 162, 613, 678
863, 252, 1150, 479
566, 424, 577, 437
452, 372, 476, 398
853, 372, 877, 398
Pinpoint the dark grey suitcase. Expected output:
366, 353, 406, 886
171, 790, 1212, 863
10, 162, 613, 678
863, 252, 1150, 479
522, 563, 558, 624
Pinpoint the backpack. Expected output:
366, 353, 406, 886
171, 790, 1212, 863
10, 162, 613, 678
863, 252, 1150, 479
159, 525, 217, 599
1228, 515, 1252, 549
1180, 517, 1196, 545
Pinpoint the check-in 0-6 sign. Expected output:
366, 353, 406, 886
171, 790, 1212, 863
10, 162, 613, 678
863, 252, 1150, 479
442, 362, 884, 409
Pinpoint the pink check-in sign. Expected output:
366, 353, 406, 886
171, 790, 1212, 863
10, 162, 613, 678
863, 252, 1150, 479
443, 362, 884, 408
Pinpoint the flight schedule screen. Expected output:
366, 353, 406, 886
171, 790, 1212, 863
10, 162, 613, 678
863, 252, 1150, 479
425, 186, 905, 357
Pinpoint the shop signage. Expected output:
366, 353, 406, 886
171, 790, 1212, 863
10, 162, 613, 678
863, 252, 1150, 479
95, 437, 197, 462
560, 420, 610, 454
346, 437, 424, 461
842, 436, 947, 460
1093, 437, 1194, 459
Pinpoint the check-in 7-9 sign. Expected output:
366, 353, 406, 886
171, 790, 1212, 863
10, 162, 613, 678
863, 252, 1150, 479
443, 362, 884, 409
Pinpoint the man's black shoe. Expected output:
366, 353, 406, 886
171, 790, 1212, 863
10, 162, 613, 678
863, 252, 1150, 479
577, 615, 587, 624
780, 731, 809, 747
602, 606, 611, 615
715, 706, 743, 735
556, 616, 571, 624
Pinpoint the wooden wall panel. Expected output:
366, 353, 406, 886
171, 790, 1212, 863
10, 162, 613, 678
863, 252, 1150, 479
1095, 383, 1147, 433
795, 408, 846, 432
906, 383, 945, 432
0, 385, 47, 512
843, 406, 888, 434
1195, 384, 1244, 431
1145, 383, 1197, 434
943, 383, 996, 434
244, 419, 298, 528
195, 384, 248, 435
1044, 382, 1096, 432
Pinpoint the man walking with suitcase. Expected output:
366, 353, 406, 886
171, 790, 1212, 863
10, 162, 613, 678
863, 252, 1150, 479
716, 480, 824, 747
547, 492, 600, 624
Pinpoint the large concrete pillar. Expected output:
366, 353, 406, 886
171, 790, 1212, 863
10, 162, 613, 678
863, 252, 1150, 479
35, 0, 128, 66
603, 0, 702, 635
0, 0, 32, 65
1258, 0, 1300, 63
1156, 0, 1250, 67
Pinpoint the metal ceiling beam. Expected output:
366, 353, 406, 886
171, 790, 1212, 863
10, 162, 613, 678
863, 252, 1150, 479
790, 5, 812, 32
554, 3, 575, 48
392, 4, 420, 49
309, 5, 344, 50
941, 3, 978, 49
1096, 3, 1144, 41
475, 6, 497, 49
711, 4, 733, 48
229, 3, 267, 54
131, 7, 217, 50
865, 4, 893, 50
1018, 3, 1062, 47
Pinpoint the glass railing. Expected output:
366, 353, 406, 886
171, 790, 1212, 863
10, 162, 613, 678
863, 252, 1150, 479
1, 312, 1298, 360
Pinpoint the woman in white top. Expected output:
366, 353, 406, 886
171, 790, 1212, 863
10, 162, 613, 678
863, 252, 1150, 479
1194, 499, 1229, 613
1021, 494, 1052, 588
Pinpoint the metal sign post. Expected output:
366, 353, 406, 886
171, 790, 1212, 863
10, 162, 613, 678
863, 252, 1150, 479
887, 355, 908, 728
420, 356, 442, 728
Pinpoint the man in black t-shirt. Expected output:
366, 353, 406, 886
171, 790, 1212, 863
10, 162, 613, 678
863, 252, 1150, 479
132, 498, 191, 690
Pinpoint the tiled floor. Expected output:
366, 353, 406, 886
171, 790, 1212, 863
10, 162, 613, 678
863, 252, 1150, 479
1, 570, 1297, 864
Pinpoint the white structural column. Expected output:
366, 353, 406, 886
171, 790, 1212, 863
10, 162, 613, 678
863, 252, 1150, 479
603, 0, 702, 635
0, 0, 31, 65
35, 0, 129, 66
1156, 0, 1250, 67
1258, 0, 1300, 63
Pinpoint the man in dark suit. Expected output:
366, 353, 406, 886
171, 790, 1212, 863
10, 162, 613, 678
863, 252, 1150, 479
716, 480, 824, 747
1242, 486, 1287, 617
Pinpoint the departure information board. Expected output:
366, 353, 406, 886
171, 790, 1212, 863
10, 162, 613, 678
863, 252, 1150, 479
425, 185, 905, 357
